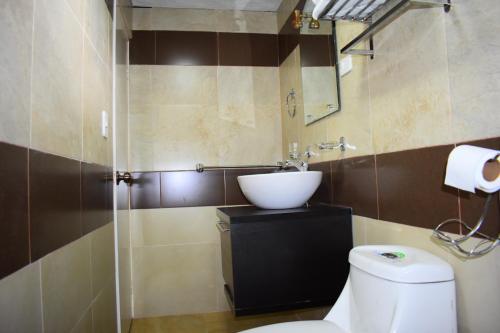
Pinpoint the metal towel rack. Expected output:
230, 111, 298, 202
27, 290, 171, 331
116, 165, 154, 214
315, 0, 451, 57
195, 163, 285, 173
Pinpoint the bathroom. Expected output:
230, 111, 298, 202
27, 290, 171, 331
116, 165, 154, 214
0, 0, 499, 332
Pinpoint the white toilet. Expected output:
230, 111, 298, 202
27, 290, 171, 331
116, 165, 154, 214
241, 245, 457, 333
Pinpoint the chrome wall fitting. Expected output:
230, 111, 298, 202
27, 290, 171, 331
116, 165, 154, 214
195, 162, 285, 173
116, 171, 132, 185
317, 136, 357, 152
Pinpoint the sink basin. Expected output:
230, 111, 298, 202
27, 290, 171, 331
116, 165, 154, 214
237, 171, 322, 209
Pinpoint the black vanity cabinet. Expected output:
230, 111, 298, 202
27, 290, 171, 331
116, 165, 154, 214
216, 204, 352, 316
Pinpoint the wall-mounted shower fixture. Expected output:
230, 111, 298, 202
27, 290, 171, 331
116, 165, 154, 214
317, 136, 356, 152
292, 9, 321, 30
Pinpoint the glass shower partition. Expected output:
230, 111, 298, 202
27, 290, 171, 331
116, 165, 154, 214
112, 1, 132, 332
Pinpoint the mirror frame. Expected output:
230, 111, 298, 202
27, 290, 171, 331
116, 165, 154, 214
304, 21, 342, 126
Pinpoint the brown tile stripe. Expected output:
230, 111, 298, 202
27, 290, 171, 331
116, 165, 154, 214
299, 34, 332, 67
81, 162, 113, 235
0, 142, 113, 278
157, 31, 218, 66
161, 170, 225, 208
29, 150, 83, 260
130, 172, 161, 209
376, 145, 460, 231
0, 142, 29, 279
129, 30, 156, 65
130, 30, 279, 66
128, 1, 329, 67
218, 33, 279, 67
128, 137, 499, 238
332, 155, 378, 220
308, 161, 333, 204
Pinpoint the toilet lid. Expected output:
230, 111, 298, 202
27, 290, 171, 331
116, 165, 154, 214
239, 320, 346, 333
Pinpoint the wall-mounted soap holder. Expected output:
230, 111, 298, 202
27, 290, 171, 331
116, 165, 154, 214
317, 136, 356, 152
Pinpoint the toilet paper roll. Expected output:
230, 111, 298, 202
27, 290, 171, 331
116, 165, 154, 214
444, 145, 500, 193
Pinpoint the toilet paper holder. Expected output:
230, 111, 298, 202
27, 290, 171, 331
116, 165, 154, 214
433, 193, 499, 257
433, 150, 499, 258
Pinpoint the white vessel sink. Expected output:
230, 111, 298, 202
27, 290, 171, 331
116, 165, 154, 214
237, 171, 323, 209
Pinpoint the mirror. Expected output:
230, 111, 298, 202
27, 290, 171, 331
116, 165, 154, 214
299, 20, 341, 125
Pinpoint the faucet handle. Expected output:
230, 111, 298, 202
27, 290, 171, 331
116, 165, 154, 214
304, 145, 319, 158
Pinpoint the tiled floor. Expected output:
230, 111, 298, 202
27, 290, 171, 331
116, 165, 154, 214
130, 307, 331, 333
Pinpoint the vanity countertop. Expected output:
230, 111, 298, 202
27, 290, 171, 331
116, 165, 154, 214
216, 204, 352, 224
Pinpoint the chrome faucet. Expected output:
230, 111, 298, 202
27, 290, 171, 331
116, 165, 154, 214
284, 142, 310, 172
284, 158, 308, 172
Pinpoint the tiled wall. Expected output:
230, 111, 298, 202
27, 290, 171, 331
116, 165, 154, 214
128, 8, 283, 172
127, 8, 283, 318
279, 0, 500, 332
0, 0, 117, 331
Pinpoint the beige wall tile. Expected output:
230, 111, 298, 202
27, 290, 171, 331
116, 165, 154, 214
218, 105, 283, 166
369, 8, 453, 154
445, 248, 500, 333
445, 0, 500, 143
85, 0, 111, 64
131, 207, 219, 247
215, 10, 278, 34
133, 244, 218, 317
31, 0, 83, 159
216, 67, 282, 166
117, 209, 133, 333
129, 108, 155, 171
153, 104, 220, 170
0, 262, 43, 333
119, 246, 133, 333
91, 223, 115, 298
130, 65, 153, 107
0, 0, 33, 147
217, 67, 257, 126
151, 8, 217, 31
71, 308, 93, 333
41, 236, 92, 333
132, 7, 152, 30
252, 67, 281, 107
352, 216, 367, 247
65, 0, 86, 25
217, 67, 280, 130
91, 279, 118, 333
152, 65, 218, 106
83, 37, 112, 166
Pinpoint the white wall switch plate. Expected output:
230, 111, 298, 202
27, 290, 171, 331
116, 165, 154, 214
101, 110, 108, 139
339, 55, 353, 77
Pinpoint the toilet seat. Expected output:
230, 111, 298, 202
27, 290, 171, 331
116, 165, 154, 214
240, 320, 346, 333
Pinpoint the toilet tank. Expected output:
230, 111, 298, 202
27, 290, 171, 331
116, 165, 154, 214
346, 246, 457, 333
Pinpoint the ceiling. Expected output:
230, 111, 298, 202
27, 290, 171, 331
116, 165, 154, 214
131, 0, 285, 12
